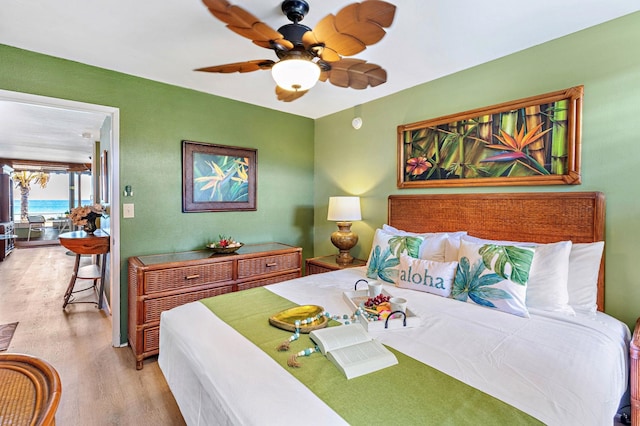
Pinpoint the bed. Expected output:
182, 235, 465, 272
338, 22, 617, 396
159, 192, 631, 425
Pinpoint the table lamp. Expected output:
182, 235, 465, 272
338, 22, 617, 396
327, 196, 362, 265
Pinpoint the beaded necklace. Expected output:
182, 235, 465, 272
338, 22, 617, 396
277, 306, 378, 367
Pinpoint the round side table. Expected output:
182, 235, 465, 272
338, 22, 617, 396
59, 229, 110, 309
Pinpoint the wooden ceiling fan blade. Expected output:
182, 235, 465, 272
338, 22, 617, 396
319, 48, 341, 62
228, 22, 282, 43
202, 0, 232, 16
347, 62, 384, 89
334, 3, 387, 46
309, 1, 396, 57
358, 1, 397, 28
201, 0, 285, 50
275, 86, 308, 102
203, 1, 251, 27
224, 5, 263, 29
310, 15, 366, 57
326, 59, 387, 89
302, 31, 319, 48
195, 60, 275, 73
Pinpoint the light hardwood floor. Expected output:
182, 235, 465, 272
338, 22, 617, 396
0, 245, 185, 425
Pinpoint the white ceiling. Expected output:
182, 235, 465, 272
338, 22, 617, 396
0, 100, 105, 165
1, 0, 639, 164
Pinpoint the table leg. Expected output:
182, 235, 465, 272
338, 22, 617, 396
62, 254, 81, 309
97, 253, 107, 309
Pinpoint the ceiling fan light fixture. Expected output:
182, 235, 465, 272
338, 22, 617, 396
271, 58, 321, 92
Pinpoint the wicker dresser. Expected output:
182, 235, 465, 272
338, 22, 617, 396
128, 242, 302, 369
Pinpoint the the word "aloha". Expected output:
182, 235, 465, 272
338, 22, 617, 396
399, 267, 447, 289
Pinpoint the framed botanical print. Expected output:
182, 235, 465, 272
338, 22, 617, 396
397, 86, 583, 188
182, 140, 257, 212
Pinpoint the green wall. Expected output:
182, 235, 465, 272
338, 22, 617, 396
314, 12, 640, 328
2, 10, 639, 336
0, 45, 316, 341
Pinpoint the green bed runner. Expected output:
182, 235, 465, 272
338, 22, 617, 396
201, 287, 542, 425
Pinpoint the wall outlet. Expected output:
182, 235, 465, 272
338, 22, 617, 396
123, 203, 135, 218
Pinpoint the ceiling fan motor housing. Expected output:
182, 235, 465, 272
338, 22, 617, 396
281, 0, 310, 23
277, 23, 311, 49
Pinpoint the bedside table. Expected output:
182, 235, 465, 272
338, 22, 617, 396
305, 255, 367, 275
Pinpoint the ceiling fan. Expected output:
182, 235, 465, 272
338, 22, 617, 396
196, 0, 397, 101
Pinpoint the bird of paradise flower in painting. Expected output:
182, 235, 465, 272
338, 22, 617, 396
193, 154, 250, 202
402, 99, 570, 182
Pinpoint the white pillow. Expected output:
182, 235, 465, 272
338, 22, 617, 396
567, 241, 604, 313
382, 224, 464, 263
382, 224, 467, 239
397, 254, 458, 297
462, 236, 574, 314
444, 236, 462, 262
453, 239, 534, 318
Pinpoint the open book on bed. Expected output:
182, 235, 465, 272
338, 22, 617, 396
309, 323, 398, 379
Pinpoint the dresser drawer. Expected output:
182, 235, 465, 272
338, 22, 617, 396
238, 252, 300, 279
237, 271, 301, 291
143, 326, 160, 355
143, 285, 233, 323
144, 261, 233, 295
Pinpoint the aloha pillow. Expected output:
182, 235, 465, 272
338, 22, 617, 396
366, 229, 424, 283
461, 236, 574, 314
453, 239, 535, 318
568, 241, 604, 314
397, 254, 458, 297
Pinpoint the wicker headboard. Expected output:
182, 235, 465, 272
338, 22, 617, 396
388, 192, 606, 311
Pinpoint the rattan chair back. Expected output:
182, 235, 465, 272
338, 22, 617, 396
0, 353, 61, 426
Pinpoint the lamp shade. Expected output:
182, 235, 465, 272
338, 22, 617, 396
327, 196, 362, 221
271, 59, 321, 92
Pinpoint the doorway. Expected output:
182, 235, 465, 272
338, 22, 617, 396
0, 89, 122, 347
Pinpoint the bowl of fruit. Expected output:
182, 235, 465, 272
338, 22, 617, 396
206, 235, 244, 254
363, 293, 392, 318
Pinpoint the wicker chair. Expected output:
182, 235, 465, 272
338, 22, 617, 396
0, 353, 62, 426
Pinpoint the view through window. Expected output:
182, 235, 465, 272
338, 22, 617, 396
12, 172, 93, 221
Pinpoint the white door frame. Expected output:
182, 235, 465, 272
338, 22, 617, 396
0, 89, 122, 347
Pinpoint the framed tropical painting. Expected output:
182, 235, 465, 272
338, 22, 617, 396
182, 140, 257, 212
397, 86, 583, 188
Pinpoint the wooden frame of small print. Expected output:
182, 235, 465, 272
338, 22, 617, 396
182, 140, 257, 212
100, 150, 109, 203
397, 86, 583, 188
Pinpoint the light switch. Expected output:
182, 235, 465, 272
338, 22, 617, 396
123, 203, 135, 218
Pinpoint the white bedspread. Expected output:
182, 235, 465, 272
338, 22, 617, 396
159, 267, 630, 426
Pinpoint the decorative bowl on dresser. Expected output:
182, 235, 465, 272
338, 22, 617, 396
128, 242, 302, 369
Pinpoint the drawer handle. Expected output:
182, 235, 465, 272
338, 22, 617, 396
266, 262, 277, 267
185, 274, 200, 280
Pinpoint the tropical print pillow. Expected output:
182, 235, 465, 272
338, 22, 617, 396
366, 229, 423, 283
453, 239, 535, 318
462, 236, 574, 314
397, 254, 458, 297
